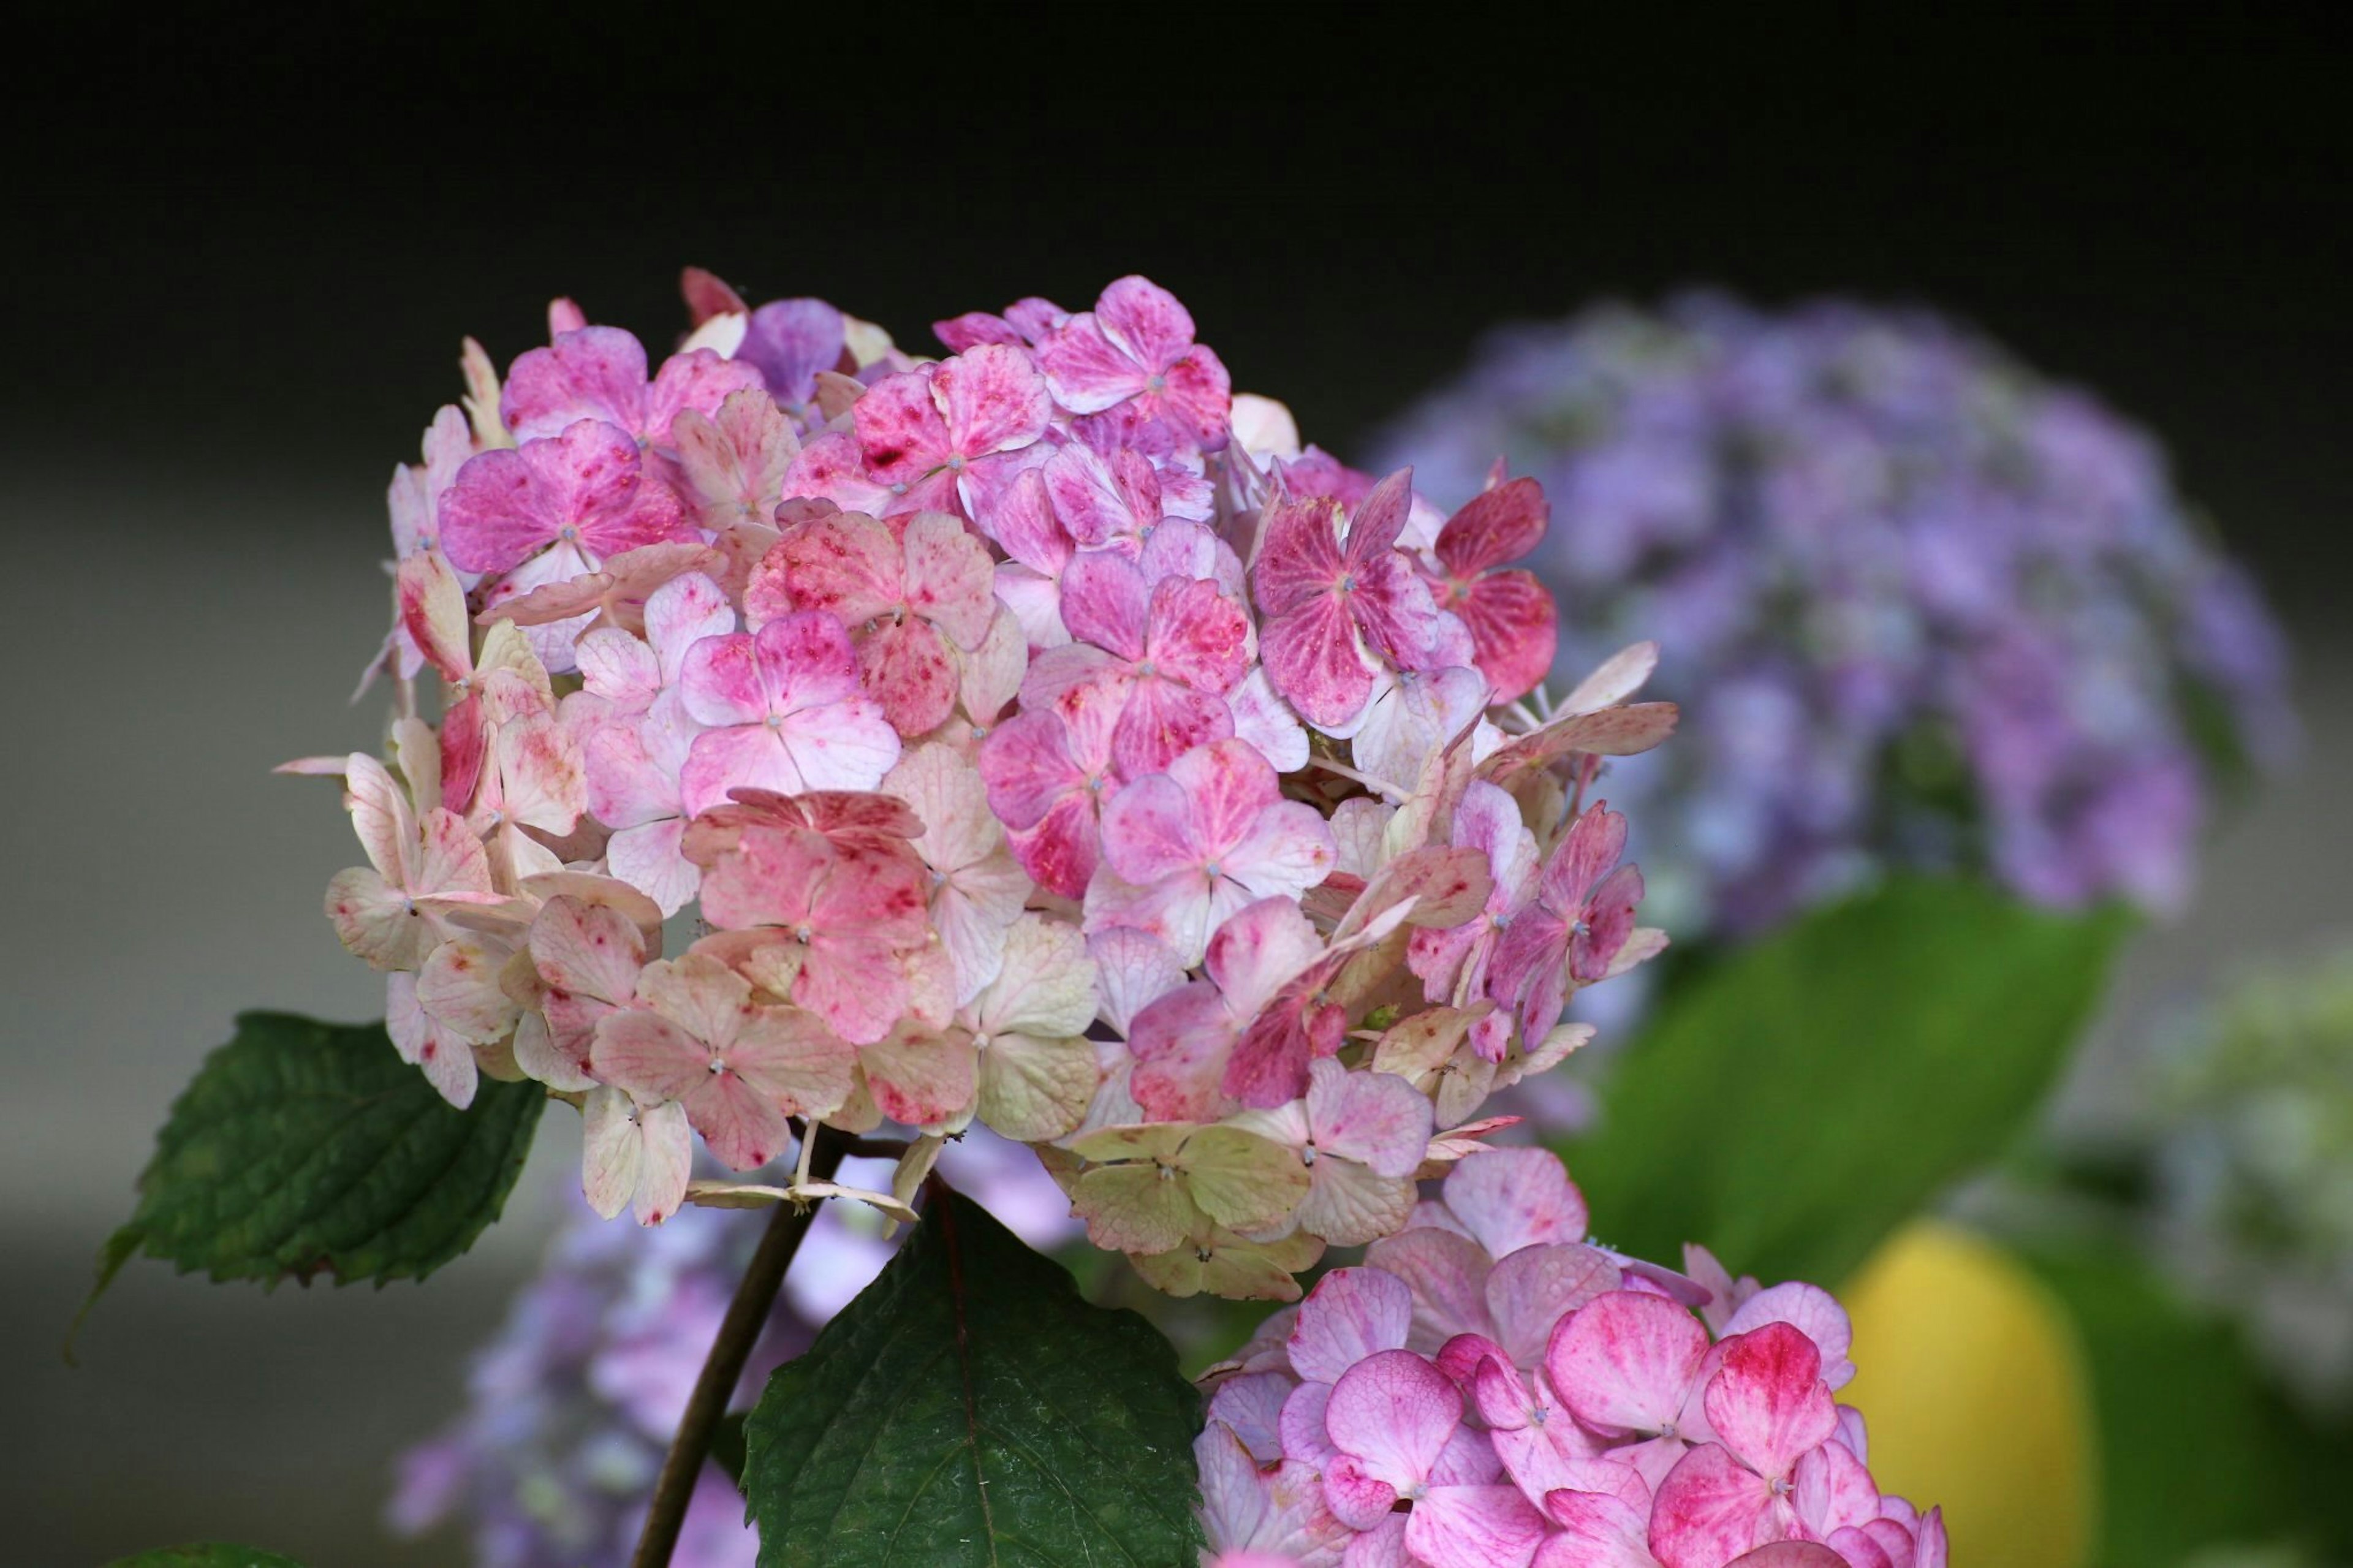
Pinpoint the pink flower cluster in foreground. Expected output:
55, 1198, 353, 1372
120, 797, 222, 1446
1198, 1147, 1948, 1568
300, 271, 1677, 1297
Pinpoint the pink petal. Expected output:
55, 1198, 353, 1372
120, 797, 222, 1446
1043, 442, 1157, 548
1404, 1484, 1547, 1568
1544, 1290, 1710, 1437
1325, 1350, 1461, 1492
501, 326, 648, 442
1098, 771, 1202, 885
1650, 1443, 1775, 1568
1035, 315, 1146, 415
1008, 795, 1104, 903
1534, 1489, 1657, 1568
1126, 980, 1236, 1121
1436, 477, 1548, 577
680, 725, 801, 817
1251, 495, 1348, 619
726, 1007, 857, 1119
1457, 570, 1559, 706
853, 369, 949, 484
589, 1008, 710, 1104
1703, 1322, 1838, 1483
934, 343, 1050, 460
643, 570, 735, 681
1362, 1228, 1496, 1352
763, 512, 903, 629
681, 1067, 793, 1171
1792, 1440, 1878, 1540
899, 510, 997, 648
1443, 1146, 1590, 1259
779, 430, 895, 515
1260, 595, 1376, 729
1727, 1547, 1851, 1568
977, 709, 1085, 830
976, 465, 1072, 574
1306, 1059, 1433, 1179
607, 819, 699, 918
1153, 346, 1233, 449
1725, 1284, 1857, 1391
860, 616, 960, 736
642, 349, 765, 447
1094, 276, 1197, 373
933, 311, 1025, 353
1146, 575, 1250, 694
396, 551, 473, 684
1288, 1267, 1415, 1384
1059, 549, 1152, 660
1486, 1244, 1623, 1369
1113, 676, 1235, 780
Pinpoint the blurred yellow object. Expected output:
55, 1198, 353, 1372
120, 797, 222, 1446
1841, 1221, 2096, 1568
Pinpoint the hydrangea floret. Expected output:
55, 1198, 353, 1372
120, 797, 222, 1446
1194, 1146, 1949, 1568
298, 270, 1677, 1298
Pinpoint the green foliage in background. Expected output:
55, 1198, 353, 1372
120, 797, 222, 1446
1564, 877, 2129, 1286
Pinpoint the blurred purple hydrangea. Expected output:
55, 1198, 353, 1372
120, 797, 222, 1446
390, 1132, 1075, 1566
1370, 295, 2293, 940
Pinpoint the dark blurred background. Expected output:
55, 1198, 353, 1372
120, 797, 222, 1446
4, 9, 2346, 1564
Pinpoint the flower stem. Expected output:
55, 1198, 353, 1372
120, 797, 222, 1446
631, 1129, 846, 1568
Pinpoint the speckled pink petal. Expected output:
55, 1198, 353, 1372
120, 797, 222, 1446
1487, 1244, 1623, 1369
1098, 771, 1202, 885
1043, 442, 1152, 548
898, 510, 996, 648
1252, 495, 1347, 618
1094, 276, 1196, 372
1437, 476, 1548, 577
1035, 314, 1146, 415
1325, 1349, 1461, 1495
853, 369, 950, 484
387, 971, 479, 1108
858, 1022, 977, 1125
779, 430, 895, 516
1405, 1483, 1547, 1568
1725, 1285, 1856, 1392
859, 616, 959, 736
767, 512, 903, 629
1060, 548, 1152, 659
1125, 981, 1235, 1122
502, 326, 648, 442
934, 343, 1050, 460
977, 466, 1072, 574
1113, 677, 1234, 780
1152, 347, 1233, 449
1532, 1488, 1656, 1568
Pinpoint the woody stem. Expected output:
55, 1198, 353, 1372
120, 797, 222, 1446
630, 1128, 846, 1568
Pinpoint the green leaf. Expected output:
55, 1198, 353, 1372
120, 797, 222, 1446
105, 1547, 307, 1567
1563, 876, 2129, 1286
81, 1011, 544, 1324
745, 1189, 1205, 1567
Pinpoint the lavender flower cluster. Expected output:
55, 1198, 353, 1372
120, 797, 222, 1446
1372, 295, 2292, 937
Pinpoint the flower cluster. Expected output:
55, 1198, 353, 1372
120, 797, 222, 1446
2139, 944, 2353, 1409
1370, 295, 2291, 938
391, 1133, 1069, 1567
302, 271, 1673, 1297
1196, 1146, 1947, 1568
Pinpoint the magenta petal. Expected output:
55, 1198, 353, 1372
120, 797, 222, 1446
1098, 772, 1199, 885
1458, 570, 1559, 705
1259, 594, 1375, 729
1094, 275, 1197, 371
1146, 576, 1250, 694
1112, 678, 1234, 780
1036, 316, 1146, 415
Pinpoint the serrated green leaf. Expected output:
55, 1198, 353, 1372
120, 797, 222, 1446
105, 1546, 307, 1567
84, 1011, 544, 1320
1564, 877, 2129, 1285
745, 1189, 1204, 1567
